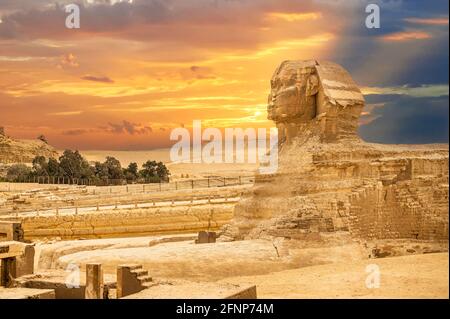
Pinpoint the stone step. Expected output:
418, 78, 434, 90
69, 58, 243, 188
138, 275, 153, 283
131, 269, 148, 277
122, 264, 143, 271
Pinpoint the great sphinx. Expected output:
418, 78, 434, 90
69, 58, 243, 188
220, 60, 448, 255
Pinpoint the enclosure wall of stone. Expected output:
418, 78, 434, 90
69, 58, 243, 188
222, 60, 449, 245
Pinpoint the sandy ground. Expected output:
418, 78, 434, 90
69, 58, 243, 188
50, 239, 288, 280
33, 234, 449, 298
166, 162, 258, 179
0, 287, 55, 299
219, 253, 449, 298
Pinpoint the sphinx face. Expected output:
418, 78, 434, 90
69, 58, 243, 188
268, 68, 298, 121
268, 65, 318, 123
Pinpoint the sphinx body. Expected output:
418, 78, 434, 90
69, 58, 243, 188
220, 60, 448, 255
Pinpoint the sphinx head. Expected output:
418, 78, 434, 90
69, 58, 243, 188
267, 60, 365, 144
268, 61, 319, 123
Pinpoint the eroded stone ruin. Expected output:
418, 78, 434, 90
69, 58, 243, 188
221, 60, 449, 254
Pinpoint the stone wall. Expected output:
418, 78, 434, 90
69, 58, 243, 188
348, 178, 448, 240
19, 204, 234, 240
226, 144, 448, 244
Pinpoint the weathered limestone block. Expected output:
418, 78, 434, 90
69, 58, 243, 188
117, 264, 152, 298
221, 60, 449, 250
13, 268, 116, 299
195, 231, 217, 244
85, 263, 104, 299
0, 221, 24, 242
225, 285, 257, 299
121, 282, 257, 299
15, 244, 35, 277
0, 243, 33, 288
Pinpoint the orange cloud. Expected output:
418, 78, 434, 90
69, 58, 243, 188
404, 17, 449, 25
380, 31, 432, 41
58, 53, 79, 68
265, 12, 322, 22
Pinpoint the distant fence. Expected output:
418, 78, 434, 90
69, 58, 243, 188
3, 176, 157, 186
89, 176, 255, 195
0, 176, 255, 195
0, 192, 242, 218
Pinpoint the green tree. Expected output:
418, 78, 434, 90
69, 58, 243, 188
31, 156, 60, 177
47, 158, 60, 176
139, 160, 157, 180
93, 157, 124, 181
156, 162, 170, 182
59, 150, 93, 179
139, 160, 170, 182
32, 156, 48, 176
6, 164, 32, 182
104, 156, 124, 179
94, 162, 109, 181
124, 162, 138, 181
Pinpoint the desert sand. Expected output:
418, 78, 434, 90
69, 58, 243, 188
32, 235, 449, 298
220, 253, 449, 299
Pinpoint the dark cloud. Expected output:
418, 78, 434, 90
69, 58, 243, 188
0, 0, 332, 48
0, 0, 54, 15
81, 75, 114, 83
107, 120, 152, 135
328, 0, 449, 87
359, 94, 449, 144
63, 120, 154, 136
0, 1, 168, 39
401, 0, 449, 15
389, 38, 449, 86
62, 128, 90, 136
180, 66, 215, 80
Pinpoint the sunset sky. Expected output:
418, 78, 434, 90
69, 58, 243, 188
0, 0, 448, 150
